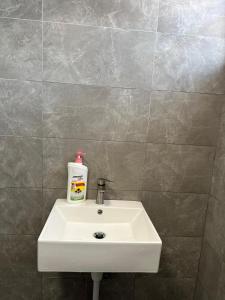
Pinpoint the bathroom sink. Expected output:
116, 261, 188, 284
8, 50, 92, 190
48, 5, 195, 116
38, 199, 162, 273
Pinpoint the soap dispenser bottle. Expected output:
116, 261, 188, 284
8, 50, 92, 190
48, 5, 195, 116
67, 151, 88, 203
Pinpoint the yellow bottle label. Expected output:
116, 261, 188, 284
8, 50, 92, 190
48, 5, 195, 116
70, 175, 85, 201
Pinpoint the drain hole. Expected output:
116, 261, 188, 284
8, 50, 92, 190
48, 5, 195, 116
93, 232, 106, 239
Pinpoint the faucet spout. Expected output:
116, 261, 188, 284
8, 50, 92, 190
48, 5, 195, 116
96, 178, 111, 204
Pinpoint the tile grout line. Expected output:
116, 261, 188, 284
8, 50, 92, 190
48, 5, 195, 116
142, 0, 159, 211
0, 16, 225, 41
0, 232, 204, 239
143, 0, 160, 177
41, 2, 44, 298
150, 0, 160, 91
139, 94, 152, 192
0, 185, 210, 197
0, 134, 218, 149
193, 105, 224, 298
193, 194, 210, 299
0, 76, 225, 97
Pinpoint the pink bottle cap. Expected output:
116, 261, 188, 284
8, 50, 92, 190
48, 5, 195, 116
74, 151, 84, 164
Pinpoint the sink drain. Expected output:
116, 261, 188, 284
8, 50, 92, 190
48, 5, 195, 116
93, 232, 106, 239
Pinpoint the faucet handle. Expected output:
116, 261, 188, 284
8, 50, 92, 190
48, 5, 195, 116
97, 178, 112, 186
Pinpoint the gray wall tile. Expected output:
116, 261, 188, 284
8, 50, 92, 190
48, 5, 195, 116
0, 79, 42, 137
204, 197, 225, 259
142, 191, 208, 236
43, 138, 107, 189
88, 189, 141, 202
43, 82, 150, 142
143, 143, 215, 193
194, 280, 210, 300
0, 234, 37, 275
216, 106, 225, 149
0, 274, 42, 300
43, 138, 145, 190
217, 263, 225, 300
198, 240, 222, 300
148, 91, 224, 146
0, 137, 42, 188
211, 147, 225, 202
43, 0, 159, 32
0, 188, 43, 234
135, 277, 195, 300
43, 277, 88, 300
153, 33, 225, 94
158, 0, 225, 38
0, 0, 42, 20
0, 19, 42, 81
196, 91, 225, 298
43, 22, 156, 89
211, 110, 225, 201
159, 237, 201, 278
0, 0, 224, 298
100, 276, 134, 300
103, 190, 141, 202
43, 188, 67, 223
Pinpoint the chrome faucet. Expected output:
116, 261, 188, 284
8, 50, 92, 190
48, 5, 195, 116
96, 178, 111, 205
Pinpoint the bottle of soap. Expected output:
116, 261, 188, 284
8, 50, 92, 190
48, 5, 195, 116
67, 151, 88, 203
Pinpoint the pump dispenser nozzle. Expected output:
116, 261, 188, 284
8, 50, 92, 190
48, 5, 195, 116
74, 151, 85, 164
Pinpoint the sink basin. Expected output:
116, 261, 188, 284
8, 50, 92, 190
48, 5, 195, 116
38, 199, 162, 273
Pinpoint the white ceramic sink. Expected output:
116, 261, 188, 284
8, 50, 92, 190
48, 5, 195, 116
38, 199, 162, 273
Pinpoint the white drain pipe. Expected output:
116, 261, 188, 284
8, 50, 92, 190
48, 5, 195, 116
91, 272, 103, 300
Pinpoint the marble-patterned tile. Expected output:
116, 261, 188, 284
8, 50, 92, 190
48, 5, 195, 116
100, 276, 134, 300
0, 0, 42, 20
0, 79, 42, 137
198, 240, 222, 300
0, 273, 42, 300
43, 0, 159, 32
0, 234, 37, 275
42, 82, 150, 142
159, 237, 201, 278
153, 33, 225, 94
194, 280, 210, 300
0, 188, 43, 234
43, 22, 155, 89
43, 138, 145, 190
148, 91, 224, 146
42, 271, 89, 280
42, 277, 89, 300
135, 277, 195, 300
217, 263, 225, 300
216, 107, 225, 150
43, 138, 106, 189
211, 110, 225, 201
158, 0, 225, 38
204, 197, 225, 259
142, 191, 208, 236
43, 188, 67, 223
86, 189, 141, 202
143, 143, 215, 193
0, 19, 42, 81
211, 147, 225, 202
0, 136, 42, 188
104, 140, 146, 190
103, 190, 141, 202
